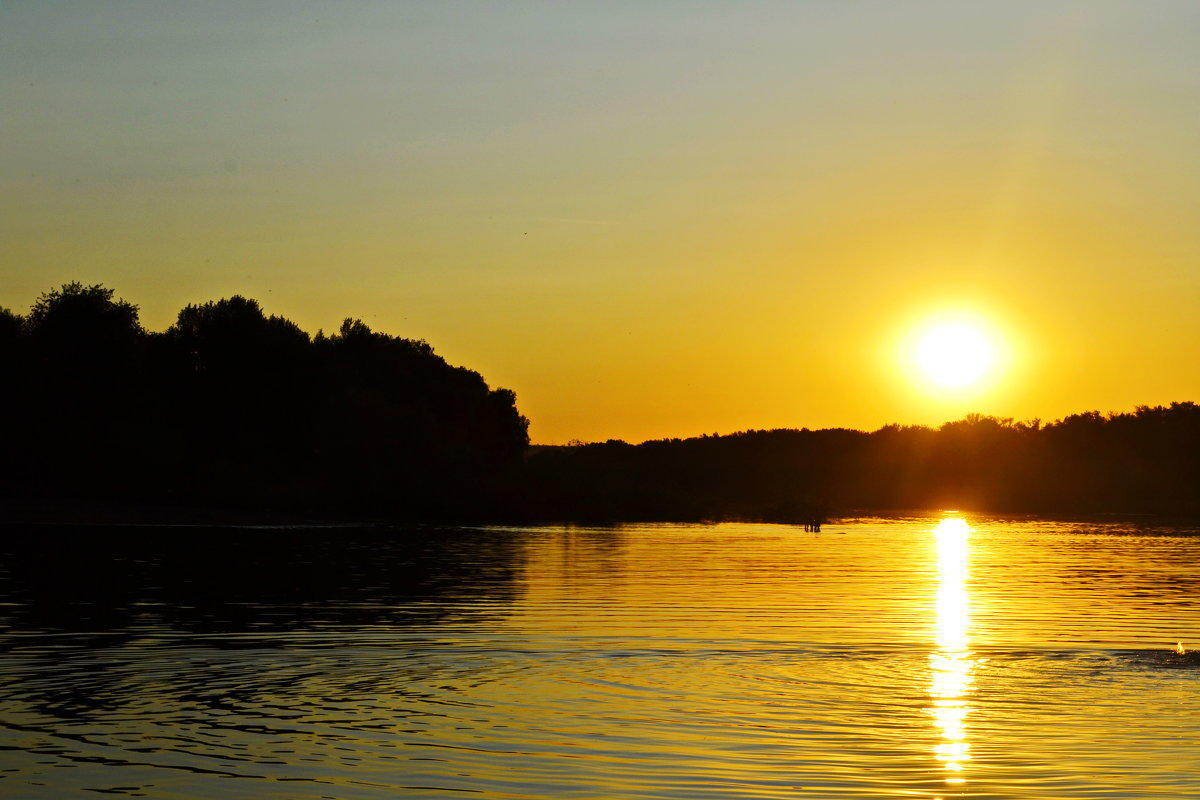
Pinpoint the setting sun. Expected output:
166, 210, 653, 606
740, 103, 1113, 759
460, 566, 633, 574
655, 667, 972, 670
915, 322, 997, 389
897, 312, 1012, 402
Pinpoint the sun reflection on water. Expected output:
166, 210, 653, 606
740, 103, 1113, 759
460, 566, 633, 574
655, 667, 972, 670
929, 516, 976, 785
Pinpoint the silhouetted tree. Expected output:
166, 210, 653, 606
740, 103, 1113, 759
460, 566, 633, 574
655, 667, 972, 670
9, 284, 148, 496
311, 317, 529, 515
24, 282, 143, 375
0, 307, 25, 483
0, 306, 21, 354
0, 283, 529, 519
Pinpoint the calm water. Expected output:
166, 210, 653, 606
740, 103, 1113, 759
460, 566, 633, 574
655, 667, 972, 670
1, 515, 1197, 799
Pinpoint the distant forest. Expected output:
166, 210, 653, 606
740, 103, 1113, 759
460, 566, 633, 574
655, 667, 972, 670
529, 405, 1200, 522
1, 283, 1197, 522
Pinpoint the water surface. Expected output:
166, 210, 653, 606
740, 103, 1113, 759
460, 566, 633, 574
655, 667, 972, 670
1, 515, 1197, 798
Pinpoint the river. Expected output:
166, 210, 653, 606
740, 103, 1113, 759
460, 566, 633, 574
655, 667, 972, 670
0, 514, 1197, 798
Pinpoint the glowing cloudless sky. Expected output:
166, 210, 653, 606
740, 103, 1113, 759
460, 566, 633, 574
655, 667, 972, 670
3, 1, 1198, 443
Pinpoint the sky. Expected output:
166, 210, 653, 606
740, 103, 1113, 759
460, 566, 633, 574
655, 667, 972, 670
3, 1, 1198, 443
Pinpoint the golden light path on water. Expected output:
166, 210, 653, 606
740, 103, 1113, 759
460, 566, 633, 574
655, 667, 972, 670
929, 516, 977, 789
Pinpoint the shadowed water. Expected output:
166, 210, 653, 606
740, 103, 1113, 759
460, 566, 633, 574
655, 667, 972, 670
0, 516, 1197, 798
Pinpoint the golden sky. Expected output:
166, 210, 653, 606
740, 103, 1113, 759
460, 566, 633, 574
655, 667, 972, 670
3, 2, 1198, 443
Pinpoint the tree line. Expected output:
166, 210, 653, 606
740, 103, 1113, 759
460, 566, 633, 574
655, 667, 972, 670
0, 283, 529, 519
1, 282, 1196, 522
525, 406, 1200, 521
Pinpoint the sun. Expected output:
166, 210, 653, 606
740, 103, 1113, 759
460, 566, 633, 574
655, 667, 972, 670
898, 312, 1009, 396
915, 321, 996, 389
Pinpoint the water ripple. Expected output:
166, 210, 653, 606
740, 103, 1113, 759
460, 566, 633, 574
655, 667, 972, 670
0, 518, 1197, 798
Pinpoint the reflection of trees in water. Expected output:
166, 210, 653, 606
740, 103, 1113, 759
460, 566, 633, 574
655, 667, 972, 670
0, 525, 528, 724
0, 525, 526, 635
